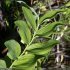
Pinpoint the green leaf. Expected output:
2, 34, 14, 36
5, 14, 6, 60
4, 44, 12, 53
5, 0, 11, 7
4, 40, 21, 60
39, 10, 64, 24
65, 1, 70, 7
12, 54, 37, 70
15, 20, 31, 44
0, 60, 6, 68
36, 22, 62, 37
64, 35, 70, 42
22, 5, 36, 30
26, 40, 59, 56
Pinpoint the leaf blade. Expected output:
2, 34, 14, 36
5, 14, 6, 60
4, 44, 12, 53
22, 6, 36, 30
36, 22, 62, 37
26, 40, 59, 56
12, 54, 37, 70
4, 40, 21, 60
39, 10, 64, 24
0, 60, 7, 68
15, 20, 31, 44
65, 1, 70, 7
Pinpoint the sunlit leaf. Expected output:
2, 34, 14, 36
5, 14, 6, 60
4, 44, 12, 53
22, 5, 36, 30
26, 40, 59, 56
39, 10, 64, 24
15, 20, 31, 44
12, 54, 37, 70
4, 40, 21, 60
36, 22, 62, 37
65, 1, 70, 7
0, 60, 7, 68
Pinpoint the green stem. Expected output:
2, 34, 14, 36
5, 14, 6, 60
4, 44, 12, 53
9, 21, 40, 68
21, 23, 39, 56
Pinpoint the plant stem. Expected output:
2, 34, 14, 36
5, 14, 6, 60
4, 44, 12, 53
21, 23, 39, 56
9, 20, 40, 68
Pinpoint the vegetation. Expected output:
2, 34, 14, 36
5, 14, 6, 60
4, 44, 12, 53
0, 0, 70, 70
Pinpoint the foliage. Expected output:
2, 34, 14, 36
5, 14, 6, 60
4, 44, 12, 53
0, 0, 70, 70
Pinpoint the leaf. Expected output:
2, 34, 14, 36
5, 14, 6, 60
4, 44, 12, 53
4, 40, 21, 60
36, 22, 62, 37
15, 20, 31, 44
64, 35, 70, 42
0, 60, 7, 68
12, 54, 37, 70
26, 40, 59, 56
39, 10, 64, 24
22, 5, 36, 30
5, 0, 11, 7
65, 1, 70, 7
